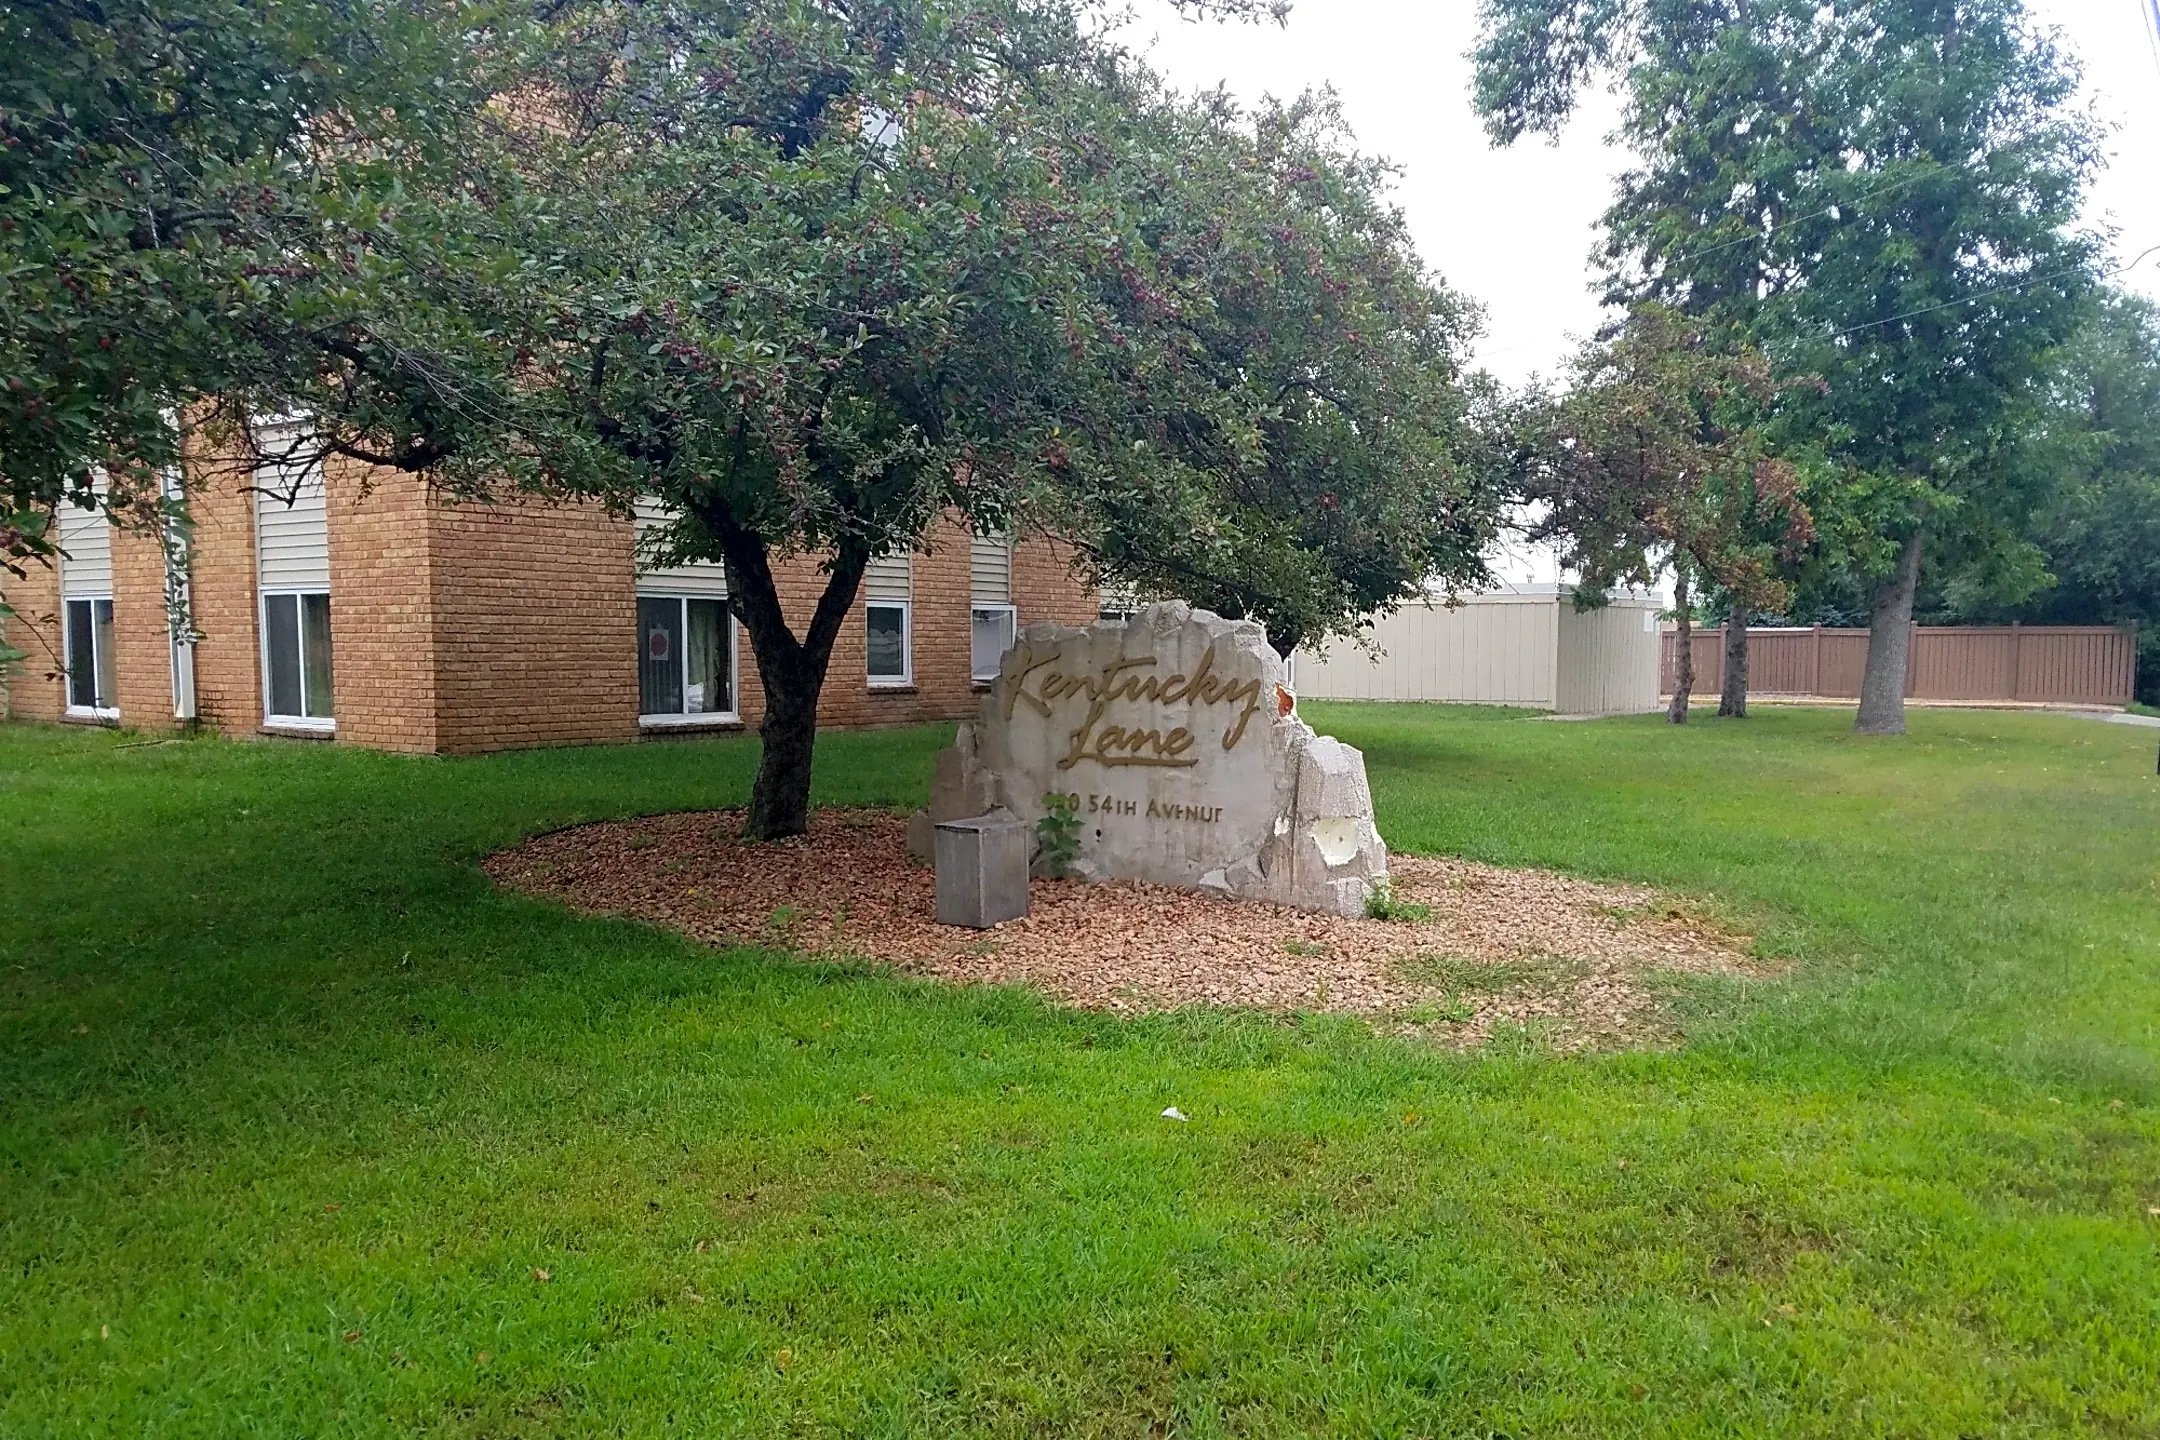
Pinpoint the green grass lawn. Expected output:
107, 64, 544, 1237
4, 704, 2159, 1438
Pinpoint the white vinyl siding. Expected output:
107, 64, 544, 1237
968, 534, 1016, 682
634, 498, 730, 598
1099, 582, 1141, 620
863, 552, 912, 603
968, 534, 1011, 605
59, 480, 113, 598
253, 432, 331, 591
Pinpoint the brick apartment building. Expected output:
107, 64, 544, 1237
1, 434, 1100, 753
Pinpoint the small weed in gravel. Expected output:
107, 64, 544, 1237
1400, 951, 1588, 996
1364, 880, 1433, 923
1406, 995, 1476, 1025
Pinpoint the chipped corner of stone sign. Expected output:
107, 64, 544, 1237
923, 600, 1388, 917
908, 717, 1005, 864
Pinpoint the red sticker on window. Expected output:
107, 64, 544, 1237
647, 628, 670, 661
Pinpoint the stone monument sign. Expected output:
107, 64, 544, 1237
912, 602, 1388, 917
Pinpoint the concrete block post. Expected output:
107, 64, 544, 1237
934, 811, 1031, 928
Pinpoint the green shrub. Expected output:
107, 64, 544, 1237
1035, 792, 1082, 877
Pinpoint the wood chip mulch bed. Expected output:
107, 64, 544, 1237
485, 808, 1780, 1049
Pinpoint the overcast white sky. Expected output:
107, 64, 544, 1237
1120, 0, 2160, 385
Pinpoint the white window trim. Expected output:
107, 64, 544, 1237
259, 589, 335, 732
62, 595, 120, 721
637, 592, 741, 726
970, 602, 1017, 683
866, 599, 913, 687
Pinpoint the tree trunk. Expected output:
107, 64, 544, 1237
693, 496, 869, 840
744, 657, 823, 840
1667, 558, 1693, 725
1854, 528, 1925, 736
1718, 602, 1750, 718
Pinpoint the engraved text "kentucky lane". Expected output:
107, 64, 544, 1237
1002, 644, 1267, 771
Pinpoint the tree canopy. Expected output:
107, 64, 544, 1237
1474, 0, 2105, 732
0, 0, 497, 562
1920, 290, 2160, 703
1506, 305, 1810, 720
1066, 88, 1496, 658
0, 0, 1495, 834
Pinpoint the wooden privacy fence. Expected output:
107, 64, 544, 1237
1660, 625, 2137, 706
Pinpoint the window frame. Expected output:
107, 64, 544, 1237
970, 602, 1018, 684
865, 599, 913, 688
636, 591, 741, 727
259, 588, 336, 731
62, 595, 120, 720
1098, 583, 1143, 624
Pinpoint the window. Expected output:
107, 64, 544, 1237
64, 599, 118, 715
633, 498, 736, 725
864, 552, 912, 686
262, 592, 334, 722
969, 533, 1015, 682
638, 595, 736, 721
866, 602, 911, 685
971, 605, 1016, 682
58, 485, 117, 718
254, 421, 334, 729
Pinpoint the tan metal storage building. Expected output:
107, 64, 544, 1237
1294, 586, 1663, 715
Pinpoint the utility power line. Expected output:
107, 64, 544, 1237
1646, 164, 1947, 276
1823, 243, 2159, 342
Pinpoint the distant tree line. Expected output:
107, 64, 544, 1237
1473, 0, 2153, 720
1793, 291, 2160, 706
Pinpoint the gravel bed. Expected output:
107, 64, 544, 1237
486, 808, 1775, 1048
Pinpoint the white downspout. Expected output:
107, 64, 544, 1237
159, 458, 199, 723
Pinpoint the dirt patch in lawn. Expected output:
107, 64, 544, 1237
486, 808, 1777, 1048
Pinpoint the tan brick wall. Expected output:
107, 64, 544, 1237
429, 495, 640, 754
1, 557, 64, 723
0, 509, 188, 731
324, 463, 440, 752
1013, 533, 1099, 628
181, 448, 266, 736
791, 515, 977, 733
0, 433, 271, 733
9, 453, 1101, 754
716, 516, 1096, 739
110, 522, 175, 732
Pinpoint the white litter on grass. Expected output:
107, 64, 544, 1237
1161, 1107, 1188, 1122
